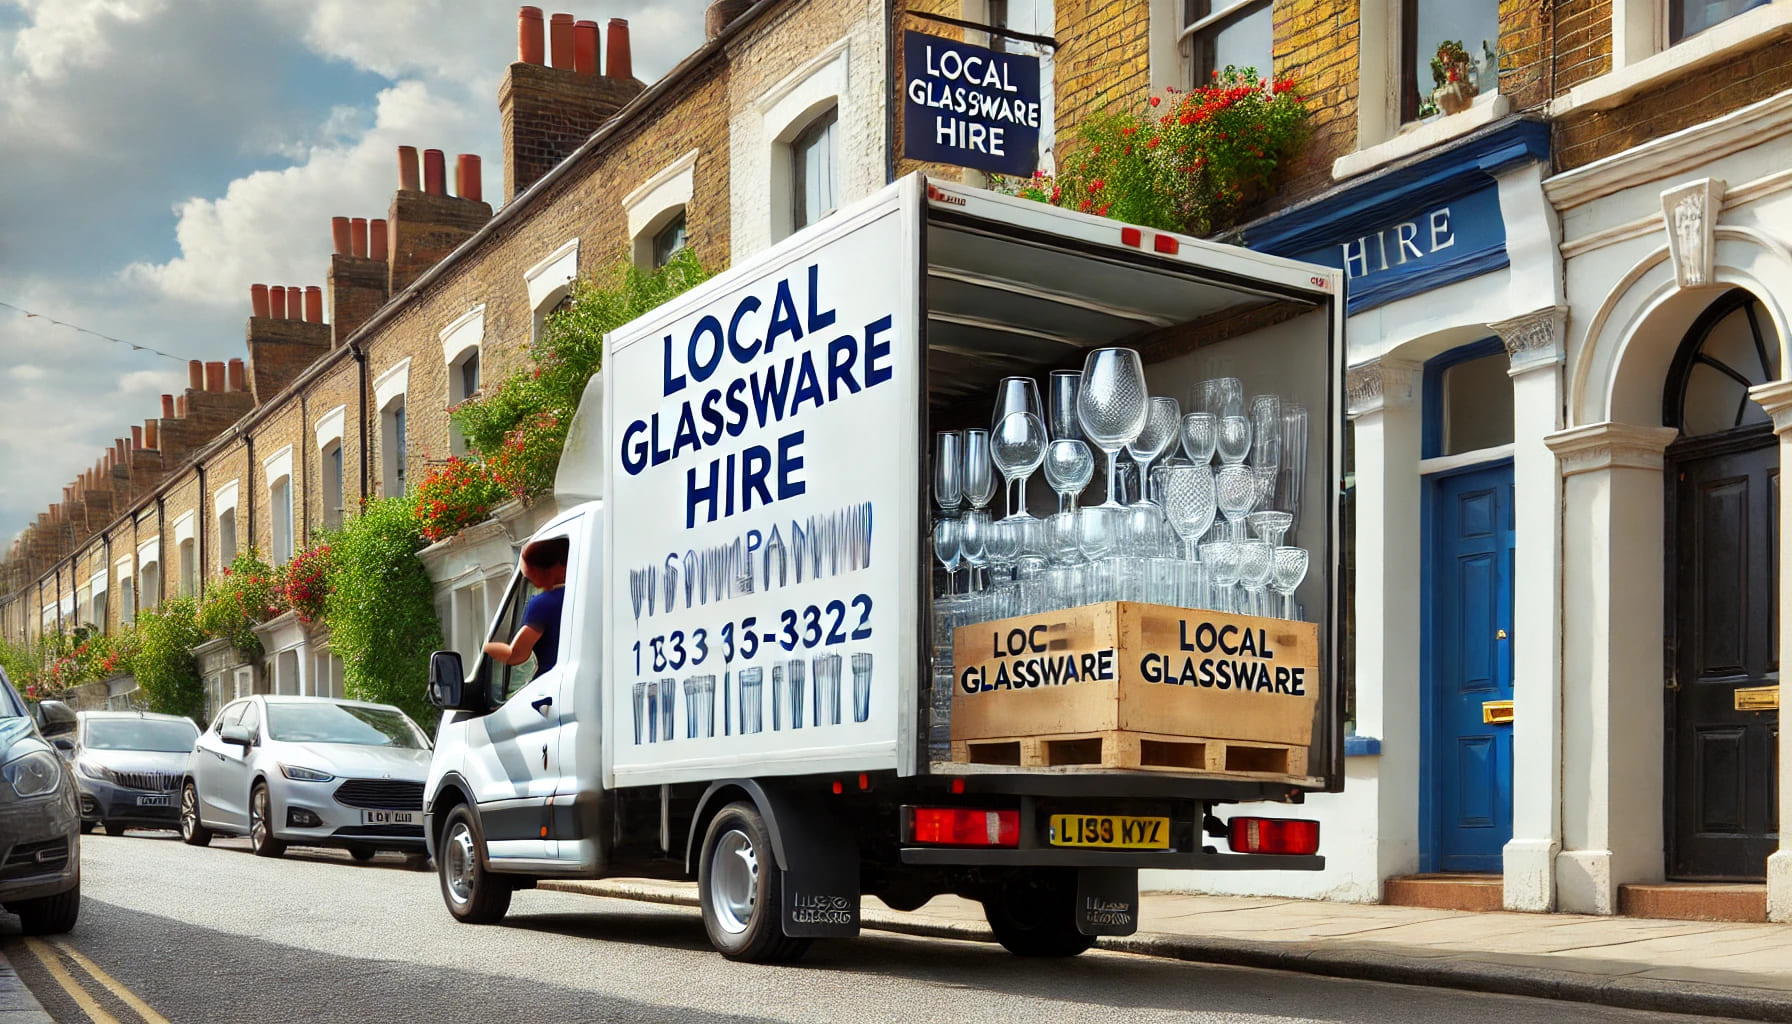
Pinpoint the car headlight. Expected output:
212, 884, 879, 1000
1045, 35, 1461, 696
3, 751, 64, 799
77, 760, 111, 782
279, 764, 335, 783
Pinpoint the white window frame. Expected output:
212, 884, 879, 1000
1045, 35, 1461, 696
1555, 2, 1790, 114
137, 537, 161, 613
264, 444, 295, 565
624, 150, 699, 270
441, 307, 486, 455
735, 36, 864, 259
524, 240, 579, 343
374, 360, 411, 498
760, 40, 849, 245
314, 405, 347, 531
173, 510, 197, 597
214, 478, 241, 566
115, 556, 134, 626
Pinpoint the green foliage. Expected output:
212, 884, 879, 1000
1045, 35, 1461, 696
0, 637, 40, 698
134, 598, 206, 724
1429, 40, 1472, 87
323, 497, 442, 728
196, 549, 280, 658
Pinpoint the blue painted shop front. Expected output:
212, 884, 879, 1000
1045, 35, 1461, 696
1245, 119, 1547, 875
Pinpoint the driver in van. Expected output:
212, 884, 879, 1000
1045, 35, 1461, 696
484, 536, 569, 675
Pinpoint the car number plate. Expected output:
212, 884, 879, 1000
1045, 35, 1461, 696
362, 810, 418, 825
1048, 814, 1171, 849
137, 795, 172, 808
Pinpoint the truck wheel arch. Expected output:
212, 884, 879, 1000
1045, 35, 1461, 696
685, 780, 794, 876
427, 774, 477, 861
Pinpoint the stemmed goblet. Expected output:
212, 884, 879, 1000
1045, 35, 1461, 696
1076, 348, 1150, 509
1158, 465, 1217, 560
932, 517, 961, 596
1215, 464, 1257, 540
1042, 439, 1094, 513
1180, 412, 1217, 467
992, 378, 1044, 514
992, 411, 1047, 520
1271, 546, 1311, 620
1127, 397, 1180, 505
1235, 538, 1274, 617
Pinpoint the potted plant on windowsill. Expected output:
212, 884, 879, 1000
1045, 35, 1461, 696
1429, 40, 1477, 115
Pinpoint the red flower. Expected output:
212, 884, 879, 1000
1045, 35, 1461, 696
1149, 95, 1161, 107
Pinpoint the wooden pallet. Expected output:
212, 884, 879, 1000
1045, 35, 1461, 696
949, 729, 1309, 780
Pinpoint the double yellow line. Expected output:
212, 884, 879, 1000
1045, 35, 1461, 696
15, 938, 170, 1024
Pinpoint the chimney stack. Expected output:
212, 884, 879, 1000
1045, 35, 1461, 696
330, 208, 391, 345
370, 219, 388, 261
251, 283, 271, 319
388, 146, 493, 292
304, 286, 324, 323
550, 13, 574, 68
457, 155, 482, 202
351, 217, 369, 258
606, 18, 632, 80
188, 360, 204, 390
144, 421, 159, 449
331, 217, 352, 255
228, 358, 246, 391
706, 0, 752, 38
205, 361, 225, 392
270, 286, 288, 320
518, 6, 546, 64
574, 19, 599, 74
398, 145, 421, 191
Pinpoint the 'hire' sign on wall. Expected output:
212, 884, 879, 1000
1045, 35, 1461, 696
902, 30, 1041, 177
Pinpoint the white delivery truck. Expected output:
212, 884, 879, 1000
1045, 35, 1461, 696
423, 173, 1346, 962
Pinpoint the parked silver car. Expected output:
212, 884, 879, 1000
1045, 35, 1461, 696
69, 710, 200, 836
181, 695, 432, 863
0, 677, 80, 934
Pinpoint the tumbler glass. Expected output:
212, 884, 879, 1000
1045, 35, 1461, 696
632, 681, 647, 745
851, 653, 873, 723
740, 667, 764, 734
785, 660, 806, 729
1049, 370, 1083, 441
812, 653, 843, 727
771, 664, 785, 731
1249, 394, 1282, 473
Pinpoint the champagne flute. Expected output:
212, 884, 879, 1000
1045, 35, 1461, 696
1127, 397, 1180, 505
1076, 348, 1149, 509
960, 509, 990, 593
1049, 370, 1083, 441
992, 411, 1048, 520
963, 428, 996, 513
934, 431, 963, 514
1042, 439, 1094, 513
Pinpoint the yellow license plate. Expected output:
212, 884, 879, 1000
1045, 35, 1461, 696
1048, 814, 1171, 849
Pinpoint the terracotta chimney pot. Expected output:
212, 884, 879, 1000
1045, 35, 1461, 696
251, 283, 270, 319
188, 360, 204, 390
160, 394, 175, 418
205, 361, 225, 392
305, 286, 324, 323
518, 6, 546, 64
573, 20, 599, 74
331, 216, 352, 255
176, 395, 188, 418
144, 421, 159, 449
270, 286, 288, 320
456, 155, 482, 203
549, 13, 574, 69
423, 149, 447, 195
398, 145, 421, 191
131, 426, 143, 449
351, 217, 369, 258
370, 219, 388, 261
228, 358, 246, 391
706, 0, 752, 39
606, 18, 632, 80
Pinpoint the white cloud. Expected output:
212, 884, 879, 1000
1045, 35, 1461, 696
7, 0, 164, 81
8, 365, 47, 381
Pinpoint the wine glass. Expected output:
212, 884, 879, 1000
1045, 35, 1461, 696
932, 517, 961, 596
992, 376, 1045, 431
1049, 370, 1083, 441
1280, 404, 1308, 536
1236, 538, 1273, 617
1217, 415, 1251, 465
934, 431, 963, 514
1272, 545, 1311, 620
1042, 439, 1094, 513
1159, 465, 1217, 559
963, 428, 996, 513
1180, 412, 1217, 466
1250, 395, 1281, 473
1127, 397, 1180, 505
1076, 348, 1149, 508
1215, 464, 1257, 539
960, 509, 990, 593
1199, 539, 1240, 614
992, 411, 1047, 519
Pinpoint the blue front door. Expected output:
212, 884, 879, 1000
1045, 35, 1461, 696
1424, 461, 1515, 872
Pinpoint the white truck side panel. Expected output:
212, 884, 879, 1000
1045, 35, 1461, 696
601, 181, 923, 789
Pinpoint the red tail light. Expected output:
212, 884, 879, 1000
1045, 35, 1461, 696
1228, 817, 1319, 855
910, 807, 1020, 847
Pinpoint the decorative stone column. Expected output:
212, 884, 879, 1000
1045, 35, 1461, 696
1345, 357, 1423, 888
1490, 306, 1567, 912
1544, 421, 1679, 914
1747, 379, 1792, 922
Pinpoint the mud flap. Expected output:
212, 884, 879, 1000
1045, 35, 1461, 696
767, 792, 861, 938
1075, 867, 1139, 936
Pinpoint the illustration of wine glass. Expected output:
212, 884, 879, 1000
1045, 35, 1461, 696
658, 677, 674, 742
1127, 397, 1180, 505
1235, 539, 1274, 617
1180, 412, 1217, 466
739, 667, 763, 734
1199, 540, 1241, 614
771, 664, 785, 731
812, 653, 842, 727
1049, 370, 1083, 441
1076, 348, 1149, 509
632, 681, 647, 744
1042, 439, 1094, 513
934, 431, 963, 514
1160, 465, 1217, 559
1272, 545, 1311, 620
785, 660, 805, 730
851, 653, 873, 723
992, 411, 1047, 520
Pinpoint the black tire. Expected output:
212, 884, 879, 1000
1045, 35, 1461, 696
103, 822, 128, 837
248, 783, 286, 858
79, 820, 95, 835
981, 871, 1096, 958
179, 781, 212, 847
347, 844, 377, 863
697, 801, 809, 963
437, 804, 511, 924
14, 880, 80, 935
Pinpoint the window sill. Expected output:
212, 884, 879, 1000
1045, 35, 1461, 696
1333, 93, 1511, 181
1549, 4, 1792, 118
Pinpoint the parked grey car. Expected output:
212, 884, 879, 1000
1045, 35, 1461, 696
0, 674, 80, 934
181, 695, 432, 863
69, 710, 200, 835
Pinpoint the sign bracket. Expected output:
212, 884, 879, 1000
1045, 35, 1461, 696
904, 10, 1058, 50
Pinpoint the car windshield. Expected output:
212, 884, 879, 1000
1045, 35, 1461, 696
85, 718, 199, 752
264, 703, 428, 749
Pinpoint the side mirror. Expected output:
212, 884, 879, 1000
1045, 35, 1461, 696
428, 651, 481, 712
221, 724, 253, 748
36, 700, 77, 737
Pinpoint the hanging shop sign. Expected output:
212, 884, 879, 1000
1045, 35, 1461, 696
902, 30, 1041, 177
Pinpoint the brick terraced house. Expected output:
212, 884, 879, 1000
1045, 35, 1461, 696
3, 0, 1790, 921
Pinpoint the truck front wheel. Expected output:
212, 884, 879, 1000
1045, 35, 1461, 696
981, 871, 1096, 958
698, 801, 809, 963
438, 804, 512, 924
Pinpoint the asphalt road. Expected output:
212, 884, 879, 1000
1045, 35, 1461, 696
0, 832, 1754, 1024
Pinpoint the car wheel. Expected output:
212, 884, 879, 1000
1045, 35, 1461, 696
981, 871, 1096, 958
438, 804, 511, 924
179, 781, 212, 847
698, 801, 809, 963
347, 844, 377, 863
103, 822, 128, 837
14, 879, 80, 936
249, 783, 287, 858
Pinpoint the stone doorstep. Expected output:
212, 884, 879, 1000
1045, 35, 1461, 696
1382, 873, 1506, 913
1618, 882, 1769, 923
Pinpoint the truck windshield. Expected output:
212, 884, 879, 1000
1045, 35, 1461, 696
85, 719, 199, 752
265, 703, 428, 749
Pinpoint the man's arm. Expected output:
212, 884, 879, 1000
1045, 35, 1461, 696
484, 625, 542, 667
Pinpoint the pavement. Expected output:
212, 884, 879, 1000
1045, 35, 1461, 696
0, 947, 51, 1024
541, 878, 1792, 1023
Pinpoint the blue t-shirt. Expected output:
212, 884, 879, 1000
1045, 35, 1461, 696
523, 587, 566, 675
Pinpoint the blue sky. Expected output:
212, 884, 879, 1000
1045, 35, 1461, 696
0, 0, 697, 544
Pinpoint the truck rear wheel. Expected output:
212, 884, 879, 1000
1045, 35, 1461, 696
698, 801, 809, 963
981, 871, 1096, 958
438, 804, 512, 924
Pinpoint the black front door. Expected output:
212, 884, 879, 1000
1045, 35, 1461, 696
1667, 433, 1780, 880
